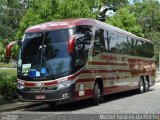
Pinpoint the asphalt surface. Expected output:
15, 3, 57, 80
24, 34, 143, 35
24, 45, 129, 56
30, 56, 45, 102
1, 83, 160, 120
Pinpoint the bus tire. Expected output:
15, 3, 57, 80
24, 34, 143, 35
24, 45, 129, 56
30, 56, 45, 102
144, 77, 149, 92
138, 77, 145, 94
92, 83, 100, 105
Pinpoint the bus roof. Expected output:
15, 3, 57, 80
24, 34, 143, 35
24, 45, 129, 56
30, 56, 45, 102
25, 18, 152, 43
25, 18, 95, 33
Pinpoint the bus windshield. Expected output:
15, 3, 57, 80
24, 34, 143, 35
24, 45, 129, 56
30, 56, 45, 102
18, 29, 72, 79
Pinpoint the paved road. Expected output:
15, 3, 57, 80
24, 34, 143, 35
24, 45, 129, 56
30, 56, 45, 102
1, 83, 160, 120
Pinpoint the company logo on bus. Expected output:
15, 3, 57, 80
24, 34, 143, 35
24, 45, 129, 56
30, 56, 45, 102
36, 82, 44, 91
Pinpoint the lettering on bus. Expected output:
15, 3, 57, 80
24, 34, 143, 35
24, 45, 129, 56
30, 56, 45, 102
100, 54, 117, 61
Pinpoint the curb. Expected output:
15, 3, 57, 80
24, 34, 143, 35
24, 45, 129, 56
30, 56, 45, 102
0, 102, 44, 112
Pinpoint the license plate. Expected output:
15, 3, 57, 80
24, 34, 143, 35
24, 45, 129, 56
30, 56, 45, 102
35, 95, 45, 99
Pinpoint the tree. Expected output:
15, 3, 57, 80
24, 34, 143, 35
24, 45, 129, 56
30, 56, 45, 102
144, 32, 160, 65
106, 7, 144, 37
97, 0, 129, 21
0, 0, 28, 62
0, 0, 27, 41
16, 0, 95, 39
130, 0, 160, 63
130, 0, 160, 37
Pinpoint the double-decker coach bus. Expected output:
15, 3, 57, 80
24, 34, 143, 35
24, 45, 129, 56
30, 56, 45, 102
6, 18, 155, 107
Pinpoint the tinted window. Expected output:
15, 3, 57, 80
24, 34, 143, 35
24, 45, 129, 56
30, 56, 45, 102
92, 28, 154, 58
20, 29, 72, 78
22, 33, 44, 65
144, 42, 154, 58
106, 31, 154, 58
130, 38, 154, 58
137, 40, 154, 58
44, 30, 71, 76
75, 26, 93, 65
115, 33, 128, 54
108, 31, 117, 53
107, 31, 128, 54
44, 30, 69, 59
93, 28, 106, 56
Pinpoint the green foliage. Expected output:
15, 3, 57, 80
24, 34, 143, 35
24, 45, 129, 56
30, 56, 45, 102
130, 0, 160, 64
0, 69, 17, 100
101, 0, 129, 11
131, 0, 160, 36
0, 37, 6, 62
0, 0, 160, 66
16, 0, 95, 39
145, 32, 160, 63
86, 0, 102, 8
56, 0, 94, 19
0, 0, 26, 40
0, 0, 27, 62
0, 63, 15, 68
106, 7, 144, 37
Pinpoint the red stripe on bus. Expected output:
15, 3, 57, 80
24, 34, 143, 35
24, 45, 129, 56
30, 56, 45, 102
75, 85, 138, 101
128, 58, 155, 63
77, 78, 94, 82
91, 70, 131, 73
68, 69, 131, 80
24, 82, 36, 87
88, 61, 128, 66
103, 85, 138, 95
82, 69, 131, 74
77, 76, 126, 83
44, 81, 58, 86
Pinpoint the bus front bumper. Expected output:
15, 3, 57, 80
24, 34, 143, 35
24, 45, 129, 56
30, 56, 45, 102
17, 83, 75, 104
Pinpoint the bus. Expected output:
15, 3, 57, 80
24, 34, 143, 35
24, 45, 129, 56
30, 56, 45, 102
6, 18, 155, 107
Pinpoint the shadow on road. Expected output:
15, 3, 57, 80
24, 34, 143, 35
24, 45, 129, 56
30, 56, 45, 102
23, 89, 154, 112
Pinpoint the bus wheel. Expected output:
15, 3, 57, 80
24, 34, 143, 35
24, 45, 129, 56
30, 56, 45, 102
92, 83, 100, 105
138, 78, 145, 94
144, 77, 149, 92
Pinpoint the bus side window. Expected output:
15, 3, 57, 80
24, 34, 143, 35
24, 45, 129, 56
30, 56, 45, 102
147, 42, 154, 58
118, 33, 128, 55
136, 40, 143, 57
141, 41, 154, 58
131, 37, 137, 56
104, 30, 108, 51
108, 31, 118, 53
134, 39, 142, 57
125, 36, 132, 55
74, 26, 92, 66
93, 28, 106, 56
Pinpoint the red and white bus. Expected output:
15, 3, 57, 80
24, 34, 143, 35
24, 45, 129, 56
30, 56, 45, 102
6, 18, 155, 106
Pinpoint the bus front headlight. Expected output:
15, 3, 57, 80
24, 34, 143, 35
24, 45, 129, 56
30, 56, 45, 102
17, 81, 24, 90
57, 77, 74, 89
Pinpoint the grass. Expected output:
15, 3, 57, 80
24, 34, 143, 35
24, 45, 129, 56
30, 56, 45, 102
0, 69, 17, 77
0, 62, 16, 68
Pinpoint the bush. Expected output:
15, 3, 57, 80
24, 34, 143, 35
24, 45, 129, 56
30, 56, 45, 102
0, 70, 17, 100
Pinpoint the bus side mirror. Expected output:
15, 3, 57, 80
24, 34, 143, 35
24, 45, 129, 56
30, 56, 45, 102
68, 36, 75, 54
68, 35, 86, 66
6, 41, 18, 60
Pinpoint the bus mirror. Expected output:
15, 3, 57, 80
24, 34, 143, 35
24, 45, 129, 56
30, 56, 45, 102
6, 41, 18, 60
68, 36, 75, 54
